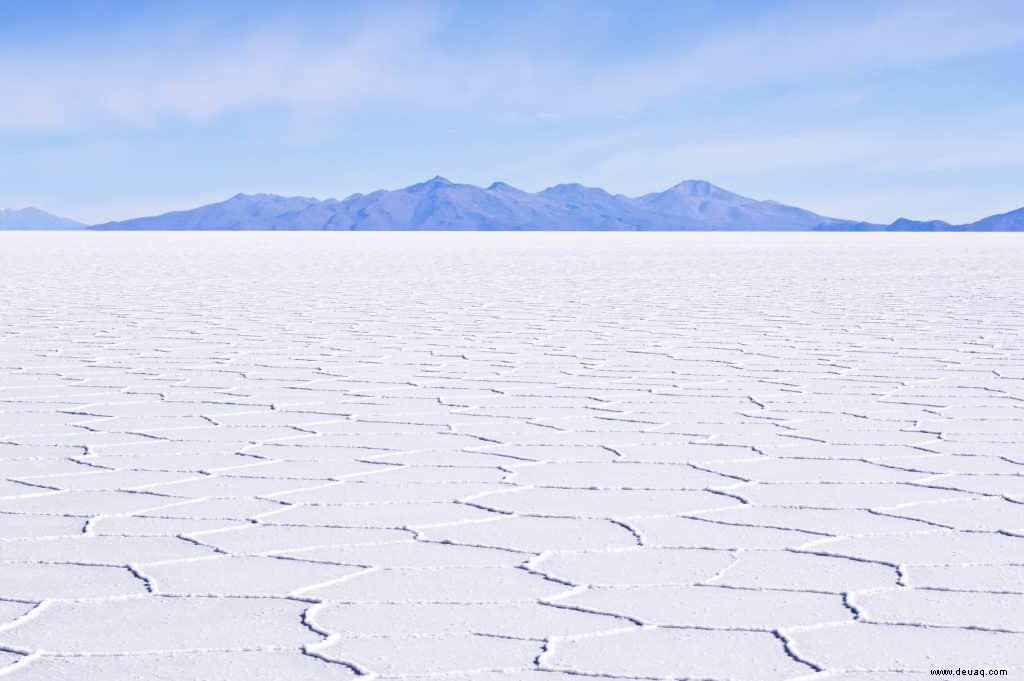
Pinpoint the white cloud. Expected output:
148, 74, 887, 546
1, 1, 1021, 131
522, 0, 1024, 117
0, 8, 442, 130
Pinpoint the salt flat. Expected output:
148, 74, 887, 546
1, 232, 1022, 680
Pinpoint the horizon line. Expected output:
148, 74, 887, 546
4, 175, 1021, 228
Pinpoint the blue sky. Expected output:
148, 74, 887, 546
1, 0, 1022, 224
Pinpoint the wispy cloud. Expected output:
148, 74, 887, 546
3, 1, 1022, 224
0, 7, 443, 130
589, 122, 1024, 185
2, 0, 1021, 131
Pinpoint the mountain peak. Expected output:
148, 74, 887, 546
228, 192, 280, 203
406, 176, 455, 192
36, 179, 1024, 231
889, 217, 952, 230
665, 179, 730, 197
487, 181, 520, 192
2, 206, 45, 216
540, 182, 610, 196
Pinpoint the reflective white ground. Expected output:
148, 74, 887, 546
1, 232, 1022, 680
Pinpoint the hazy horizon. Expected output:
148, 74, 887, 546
1, 0, 1022, 224
7, 175, 1024, 228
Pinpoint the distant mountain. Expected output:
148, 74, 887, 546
10, 178, 1019, 231
88, 194, 331, 231
863, 210, 1024, 231
885, 218, 957, 231
816, 213, 1024, 232
91, 177, 859, 231
0, 207, 83, 230
964, 206, 1024, 231
636, 180, 836, 230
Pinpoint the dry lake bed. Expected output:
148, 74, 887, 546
0, 232, 1022, 680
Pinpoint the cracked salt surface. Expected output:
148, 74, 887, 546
0, 232, 1022, 680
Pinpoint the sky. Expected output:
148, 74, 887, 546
1, 0, 1023, 224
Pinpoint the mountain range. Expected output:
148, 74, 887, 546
2, 178, 1022, 230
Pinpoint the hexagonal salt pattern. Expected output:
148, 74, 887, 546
0, 232, 1022, 680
